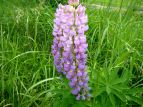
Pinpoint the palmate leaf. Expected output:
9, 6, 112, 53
111, 85, 129, 93
127, 95, 143, 105
126, 87, 143, 95
93, 86, 106, 97
109, 93, 116, 107
72, 102, 87, 107
124, 87, 143, 105
94, 69, 129, 105
111, 89, 127, 103
110, 74, 128, 86
53, 89, 76, 107
109, 69, 130, 86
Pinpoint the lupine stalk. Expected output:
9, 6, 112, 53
52, 0, 90, 100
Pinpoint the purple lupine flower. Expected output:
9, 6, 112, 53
76, 94, 81, 100
52, 0, 90, 100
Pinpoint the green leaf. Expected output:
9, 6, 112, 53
112, 89, 127, 103
109, 93, 116, 107
127, 87, 143, 94
93, 87, 106, 97
128, 96, 143, 105
111, 70, 129, 86
72, 102, 87, 107
106, 86, 111, 94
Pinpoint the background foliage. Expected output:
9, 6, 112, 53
0, 0, 143, 107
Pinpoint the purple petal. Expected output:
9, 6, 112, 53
72, 88, 79, 95
69, 81, 75, 88
76, 94, 81, 100
79, 81, 83, 86
77, 71, 82, 77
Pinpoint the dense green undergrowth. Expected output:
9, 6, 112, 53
0, 0, 143, 107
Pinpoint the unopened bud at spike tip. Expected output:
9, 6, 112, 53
68, 0, 79, 6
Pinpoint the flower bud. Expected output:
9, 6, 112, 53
68, 0, 79, 6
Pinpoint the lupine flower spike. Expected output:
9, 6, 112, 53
52, 0, 90, 100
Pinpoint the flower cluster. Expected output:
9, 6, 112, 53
52, 0, 90, 100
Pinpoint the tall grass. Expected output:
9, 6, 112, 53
0, 0, 143, 107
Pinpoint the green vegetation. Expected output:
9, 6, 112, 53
85, 0, 143, 7
0, 0, 143, 107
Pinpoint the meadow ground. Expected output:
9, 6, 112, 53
0, 0, 143, 107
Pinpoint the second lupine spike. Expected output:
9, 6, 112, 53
52, 0, 90, 100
